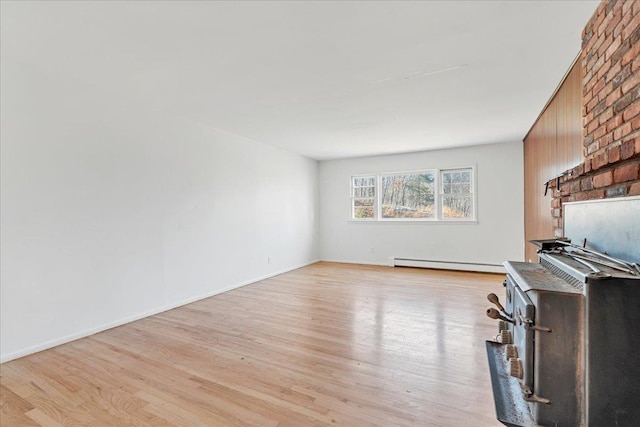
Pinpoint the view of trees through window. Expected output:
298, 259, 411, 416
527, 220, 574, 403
441, 170, 473, 219
352, 176, 376, 218
380, 173, 435, 218
351, 168, 474, 221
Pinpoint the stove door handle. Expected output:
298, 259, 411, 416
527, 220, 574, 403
527, 324, 552, 333
521, 385, 552, 404
524, 393, 551, 404
486, 308, 513, 323
517, 313, 552, 332
487, 293, 506, 312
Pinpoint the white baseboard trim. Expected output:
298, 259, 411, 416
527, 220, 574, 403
0, 259, 320, 364
393, 258, 506, 273
320, 258, 394, 267
320, 258, 505, 273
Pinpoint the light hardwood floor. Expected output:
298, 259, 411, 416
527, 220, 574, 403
1, 262, 505, 426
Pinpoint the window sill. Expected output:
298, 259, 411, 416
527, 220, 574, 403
348, 219, 478, 225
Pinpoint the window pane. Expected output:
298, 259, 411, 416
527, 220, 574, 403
354, 198, 374, 207
353, 207, 374, 218
353, 187, 375, 198
353, 200, 375, 218
353, 198, 374, 219
442, 195, 473, 219
353, 177, 375, 187
380, 172, 435, 218
443, 170, 471, 186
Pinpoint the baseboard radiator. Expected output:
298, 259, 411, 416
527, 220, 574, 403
392, 257, 505, 273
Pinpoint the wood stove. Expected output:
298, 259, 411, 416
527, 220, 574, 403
485, 197, 640, 427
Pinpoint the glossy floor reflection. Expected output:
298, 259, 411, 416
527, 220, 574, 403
1, 262, 505, 426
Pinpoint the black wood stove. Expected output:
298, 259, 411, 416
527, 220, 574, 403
485, 197, 640, 427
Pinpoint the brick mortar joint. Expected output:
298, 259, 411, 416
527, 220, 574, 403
549, 155, 640, 188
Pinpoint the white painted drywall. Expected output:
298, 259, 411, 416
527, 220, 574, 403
0, 61, 320, 362
319, 142, 524, 267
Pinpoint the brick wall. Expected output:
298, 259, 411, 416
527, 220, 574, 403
550, 0, 640, 237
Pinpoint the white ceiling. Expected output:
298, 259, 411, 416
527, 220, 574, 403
1, 1, 598, 160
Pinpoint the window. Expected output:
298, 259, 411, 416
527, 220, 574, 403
380, 172, 435, 219
440, 168, 474, 220
350, 167, 475, 221
351, 176, 376, 219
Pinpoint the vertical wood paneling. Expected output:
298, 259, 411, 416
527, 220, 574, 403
556, 78, 569, 170
523, 130, 536, 262
558, 64, 583, 171
523, 59, 583, 262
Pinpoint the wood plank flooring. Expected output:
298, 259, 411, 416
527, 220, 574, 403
1, 262, 505, 426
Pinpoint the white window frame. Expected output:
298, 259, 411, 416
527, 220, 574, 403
438, 167, 476, 221
351, 175, 377, 220
350, 166, 476, 222
378, 170, 438, 221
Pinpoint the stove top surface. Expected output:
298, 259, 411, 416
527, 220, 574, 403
504, 261, 584, 294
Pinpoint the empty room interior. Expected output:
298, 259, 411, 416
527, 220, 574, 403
3, 1, 640, 426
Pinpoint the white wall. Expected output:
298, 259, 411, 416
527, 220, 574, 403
319, 142, 524, 267
0, 61, 320, 362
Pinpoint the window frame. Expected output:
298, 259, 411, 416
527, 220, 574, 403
438, 167, 476, 221
378, 169, 438, 222
350, 175, 377, 220
350, 166, 476, 223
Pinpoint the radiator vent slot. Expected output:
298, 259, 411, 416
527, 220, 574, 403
540, 258, 584, 290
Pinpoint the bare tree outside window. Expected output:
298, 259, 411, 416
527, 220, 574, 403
441, 169, 473, 219
380, 173, 435, 218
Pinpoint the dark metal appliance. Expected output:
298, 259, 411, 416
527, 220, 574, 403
485, 239, 640, 427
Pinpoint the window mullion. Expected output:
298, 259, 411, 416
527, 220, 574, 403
435, 169, 440, 220
376, 174, 381, 220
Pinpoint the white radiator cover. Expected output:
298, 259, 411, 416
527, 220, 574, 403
393, 257, 506, 273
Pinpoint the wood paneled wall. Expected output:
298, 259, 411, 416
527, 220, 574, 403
524, 59, 583, 262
